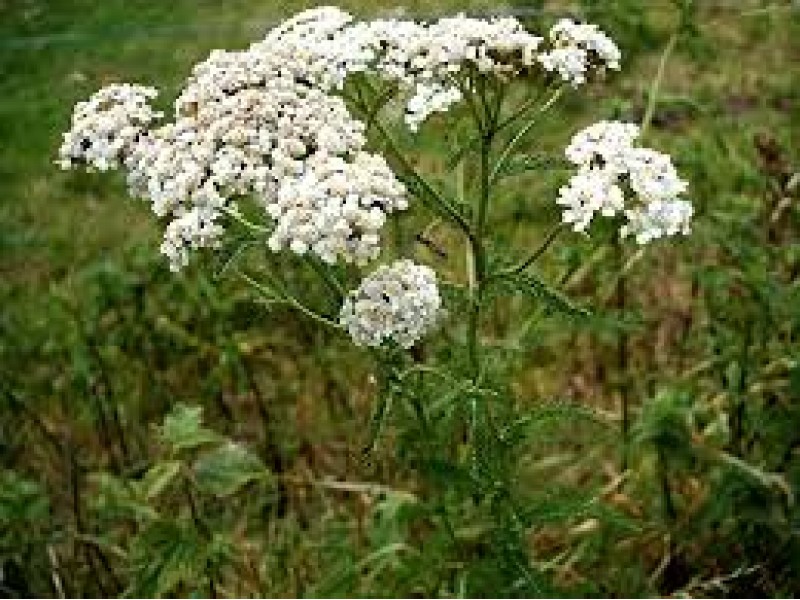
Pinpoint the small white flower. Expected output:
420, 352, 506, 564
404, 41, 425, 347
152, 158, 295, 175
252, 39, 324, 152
623, 147, 689, 202
340, 260, 442, 348
266, 152, 406, 265
564, 120, 640, 169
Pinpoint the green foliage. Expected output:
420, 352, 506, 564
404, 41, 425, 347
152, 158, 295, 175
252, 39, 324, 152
126, 520, 235, 598
85, 404, 273, 596
160, 404, 222, 453
492, 152, 570, 180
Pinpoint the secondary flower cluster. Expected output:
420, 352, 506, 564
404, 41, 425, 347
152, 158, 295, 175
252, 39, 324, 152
331, 14, 619, 130
340, 259, 442, 348
359, 15, 545, 131
556, 121, 692, 243
265, 152, 406, 264
539, 19, 621, 86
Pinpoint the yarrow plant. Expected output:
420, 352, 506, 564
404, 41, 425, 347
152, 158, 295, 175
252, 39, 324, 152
58, 6, 693, 593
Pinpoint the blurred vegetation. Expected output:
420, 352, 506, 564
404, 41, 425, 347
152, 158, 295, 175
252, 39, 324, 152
1, 0, 799, 597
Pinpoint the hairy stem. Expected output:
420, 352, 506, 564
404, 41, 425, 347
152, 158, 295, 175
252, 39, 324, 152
466, 76, 500, 382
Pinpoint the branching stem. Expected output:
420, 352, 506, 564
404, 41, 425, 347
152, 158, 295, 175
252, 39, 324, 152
490, 87, 563, 184
238, 269, 343, 330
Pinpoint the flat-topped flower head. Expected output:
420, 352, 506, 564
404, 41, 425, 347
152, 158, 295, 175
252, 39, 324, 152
358, 15, 544, 131
59, 8, 628, 271
61, 8, 413, 271
557, 120, 692, 241
340, 260, 442, 348
538, 19, 621, 86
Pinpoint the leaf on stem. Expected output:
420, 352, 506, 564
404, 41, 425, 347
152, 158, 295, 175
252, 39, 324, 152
491, 270, 590, 319
492, 153, 570, 181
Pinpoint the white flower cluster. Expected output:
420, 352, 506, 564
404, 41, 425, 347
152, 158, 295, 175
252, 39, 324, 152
539, 19, 621, 86
247, 11, 616, 132
61, 8, 412, 271
59, 7, 624, 273
361, 15, 544, 130
362, 15, 618, 129
340, 259, 442, 348
620, 198, 694, 244
266, 152, 406, 264
557, 120, 692, 243
57, 84, 161, 171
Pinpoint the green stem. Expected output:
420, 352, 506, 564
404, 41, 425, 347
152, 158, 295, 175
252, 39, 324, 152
641, 30, 679, 138
466, 80, 496, 381
183, 481, 217, 597
495, 88, 544, 133
347, 79, 472, 238
490, 87, 563, 184
238, 269, 343, 330
305, 256, 344, 302
503, 222, 567, 276
370, 117, 472, 236
657, 447, 676, 521
221, 206, 270, 235
614, 234, 630, 471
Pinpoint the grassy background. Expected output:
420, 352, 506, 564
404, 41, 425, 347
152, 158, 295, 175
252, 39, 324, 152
1, 0, 799, 596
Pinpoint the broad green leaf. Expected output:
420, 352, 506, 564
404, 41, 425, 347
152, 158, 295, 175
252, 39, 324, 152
160, 404, 220, 453
139, 460, 182, 500
193, 442, 269, 497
